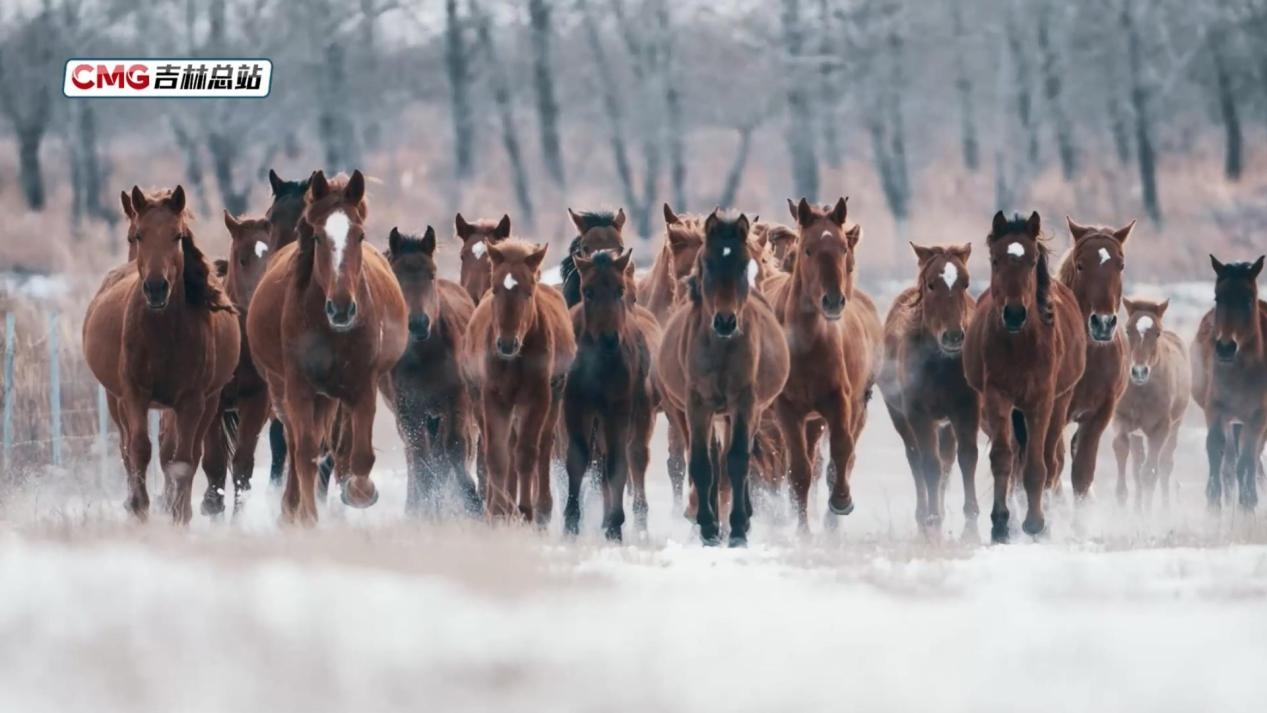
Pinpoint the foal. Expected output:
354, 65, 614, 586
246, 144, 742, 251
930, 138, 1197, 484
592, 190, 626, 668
658, 211, 790, 546
1112, 298, 1189, 509
560, 208, 627, 308
1056, 218, 1134, 498
1192, 255, 1267, 511
83, 185, 239, 523
463, 240, 576, 522
563, 249, 661, 541
456, 213, 511, 303
963, 211, 1085, 541
381, 226, 482, 516
879, 243, 979, 533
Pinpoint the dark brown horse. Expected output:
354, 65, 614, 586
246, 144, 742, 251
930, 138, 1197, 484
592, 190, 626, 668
637, 204, 703, 507
560, 208, 627, 308
657, 210, 790, 546
456, 213, 512, 303
381, 226, 482, 516
879, 243, 979, 534
765, 198, 882, 531
1055, 218, 1133, 498
246, 170, 408, 524
963, 211, 1086, 541
1192, 255, 1267, 511
563, 249, 662, 541
83, 185, 240, 523
1113, 298, 1189, 509
462, 239, 576, 522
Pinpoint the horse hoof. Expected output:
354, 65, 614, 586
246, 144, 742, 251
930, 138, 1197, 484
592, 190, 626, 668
1022, 518, 1046, 537
340, 478, 379, 509
200, 495, 225, 517
604, 527, 623, 543
828, 497, 854, 516
990, 525, 1009, 543
728, 533, 748, 548
700, 529, 722, 547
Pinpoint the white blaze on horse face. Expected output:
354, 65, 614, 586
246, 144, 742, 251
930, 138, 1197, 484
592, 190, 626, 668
1098, 247, 1111, 265
1136, 315, 1154, 336
723, 246, 732, 257
325, 211, 351, 268
941, 261, 959, 290
254, 240, 269, 259
471, 240, 487, 258
503, 272, 518, 291
1007, 242, 1025, 258
746, 258, 758, 287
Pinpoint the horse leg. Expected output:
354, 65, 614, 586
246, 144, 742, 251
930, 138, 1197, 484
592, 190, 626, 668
1236, 414, 1264, 512
725, 401, 755, 547
602, 412, 632, 542
481, 392, 514, 520
1140, 425, 1166, 512
268, 418, 287, 488
665, 407, 687, 510
1205, 412, 1227, 510
821, 392, 857, 517
340, 389, 381, 510
952, 407, 980, 523
563, 400, 591, 536
281, 383, 328, 525
228, 391, 270, 516
164, 396, 213, 525
448, 392, 482, 516
119, 392, 153, 519
628, 390, 655, 535
908, 415, 942, 536
982, 393, 1015, 543
533, 383, 563, 527
1021, 396, 1055, 537
687, 393, 720, 545
1223, 423, 1242, 507
1159, 421, 1180, 508
886, 407, 925, 526
199, 406, 230, 517
774, 400, 811, 531
1129, 434, 1145, 511
1112, 426, 1131, 507
1069, 402, 1111, 500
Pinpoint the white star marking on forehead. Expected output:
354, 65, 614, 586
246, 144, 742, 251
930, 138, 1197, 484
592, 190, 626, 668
821, 230, 832, 240
503, 272, 518, 290
471, 240, 487, 258
1135, 315, 1154, 335
254, 240, 269, 258
941, 261, 959, 289
723, 246, 732, 257
746, 259, 758, 287
325, 211, 351, 268
1007, 242, 1025, 258
1098, 247, 1111, 265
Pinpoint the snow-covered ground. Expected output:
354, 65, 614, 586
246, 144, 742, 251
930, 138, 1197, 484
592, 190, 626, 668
2, 395, 1266, 712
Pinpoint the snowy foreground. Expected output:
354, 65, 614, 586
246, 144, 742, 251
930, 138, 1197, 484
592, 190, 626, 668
1, 400, 1266, 713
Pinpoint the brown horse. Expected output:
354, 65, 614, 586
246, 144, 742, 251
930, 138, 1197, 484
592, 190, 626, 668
1192, 255, 1267, 511
462, 239, 576, 522
964, 211, 1086, 541
380, 226, 482, 516
563, 249, 662, 541
456, 213, 512, 302
879, 242, 979, 534
246, 169, 408, 524
181, 210, 277, 516
1055, 218, 1134, 498
637, 204, 703, 507
560, 208, 627, 308
83, 185, 239, 523
765, 198, 882, 531
657, 210, 790, 546
1112, 298, 1189, 509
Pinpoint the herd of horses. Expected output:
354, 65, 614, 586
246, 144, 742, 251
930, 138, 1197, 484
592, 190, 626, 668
79, 168, 1267, 545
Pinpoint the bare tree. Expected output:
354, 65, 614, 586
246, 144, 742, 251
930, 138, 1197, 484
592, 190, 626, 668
1004, 2, 1040, 164
656, 0, 688, 210
0, 10, 55, 210
782, 0, 819, 200
817, 0, 843, 169
951, 1, 979, 172
1122, 0, 1161, 224
445, 0, 475, 181
470, 0, 535, 225
1037, 1, 1077, 181
1208, 26, 1243, 181
528, 0, 565, 188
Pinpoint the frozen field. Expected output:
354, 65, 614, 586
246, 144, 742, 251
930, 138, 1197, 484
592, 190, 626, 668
1, 398, 1266, 713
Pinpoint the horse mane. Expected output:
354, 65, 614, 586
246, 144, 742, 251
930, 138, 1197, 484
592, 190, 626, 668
1217, 262, 1263, 281
991, 214, 1054, 326
271, 174, 311, 198
571, 210, 622, 233
181, 230, 235, 313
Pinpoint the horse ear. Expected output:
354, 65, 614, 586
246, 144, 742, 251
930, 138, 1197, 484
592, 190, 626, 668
421, 226, 437, 255
991, 210, 1008, 238
1156, 299, 1170, 318
1113, 219, 1136, 244
910, 242, 936, 265
796, 198, 814, 227
753, 228, 768, 249
614, 208, 626, 232
735, 213, 750, 236
494, 214, 512, 241
845, 224, 862, 248
1121, 297, 1138, 314
131, 186, 148, 213
573, 252, 594, 274
828, 197, 848, 226
1025, 211, 1041, 238
787, 198, 798, 222
308, 170, 329, 201
455, 213, 472, 239
1066, 216, 1091, 242
1252, 255, 1265, 280
167, 185, 186, 214
525, 243, 549, 272
952, 242, 973, 261
388, 227, 402, 255
345, 170, 366, 204
704, 209, 721, 236
486, 242, 505, 265
268, 168, 285, 196
213, 258, 229, 278
568, 208, 586, 235
1210, 254, 1226, 277
613, 248, 633, 273
120, 191, 134, 219
663, 202, 681, 225
224, 209, 241, 235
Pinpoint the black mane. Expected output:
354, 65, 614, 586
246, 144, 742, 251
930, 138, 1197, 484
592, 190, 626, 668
571, 210, 622, 233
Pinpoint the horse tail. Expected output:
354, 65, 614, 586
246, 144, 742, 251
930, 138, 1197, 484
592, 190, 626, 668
220, 408, 240, 463
1011, 409, 1028, 449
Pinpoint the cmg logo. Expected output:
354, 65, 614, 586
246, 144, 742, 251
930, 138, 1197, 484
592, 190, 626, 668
63, 58, 272, 98
69, 64, 151, 91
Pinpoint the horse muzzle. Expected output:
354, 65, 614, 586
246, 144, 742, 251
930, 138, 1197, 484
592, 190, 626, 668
325, 299, 358, 331
1088, 313, 1118, 343
939, 328, 965, 354
1130, 364, 1151, 385
1001, 304, 1027, 333
820, 294, 846, 321
496, 336, 522, 358
142, 278, 170, 311
408, 314, 432, 342
712, 313, 739, 339
1215, 339, 1238, 363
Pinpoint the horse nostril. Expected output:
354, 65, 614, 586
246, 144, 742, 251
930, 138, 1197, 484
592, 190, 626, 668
408, 315, 430, 338
712, 313, 738, 337
496, 337, 521, 356
325, 299, 357, 327
1131, 365, 1151, 382
1002, 304, 1027, 330
1216, 339, 1238, 360
821, 294, 845, 314
942, 329, 965, 347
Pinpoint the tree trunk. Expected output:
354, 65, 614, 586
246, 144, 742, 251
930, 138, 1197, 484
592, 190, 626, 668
1005, 7, 1040, 164
782, 0, 819, 201
716, 125, 755, 209
1037, 2, 1077, 180
1122, 0, 1161, 224
1210, 32, 1243, 181
317, 41, 360, 171
1107, 92, 1132, 162
209, 130, 249, 215
472, 0, 535, 225
817, 0, 843, 169
657, 0, 688, 210
170, 119, 207, 214
16, 128, 46, 211
445, 0, 475, 180
529, 0, 566, 188
70, 102, 110, 228
951, 2, 978, 172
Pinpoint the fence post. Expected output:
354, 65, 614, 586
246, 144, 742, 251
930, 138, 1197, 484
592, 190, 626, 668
48, 311, 62, 467
2, 312, 14, 474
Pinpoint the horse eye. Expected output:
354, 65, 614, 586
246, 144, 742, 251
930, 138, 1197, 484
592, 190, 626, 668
616, 286, 625, 297
927, 281, 936, 291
